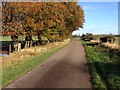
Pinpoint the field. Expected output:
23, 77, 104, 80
83, 41, 120, 89
0, 36, 48, 41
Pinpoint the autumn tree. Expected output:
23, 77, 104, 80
2, 2, 84, 44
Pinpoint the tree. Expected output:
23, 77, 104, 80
2, 2, 84, 43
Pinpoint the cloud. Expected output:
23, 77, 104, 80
84, 11, 88, 14
82, 5, 95, 10
82, 5, 106, 11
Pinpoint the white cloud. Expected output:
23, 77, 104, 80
82, 5, 95, 10
82, 5, 105, 11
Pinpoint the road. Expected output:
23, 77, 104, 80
5, 40, 91, 88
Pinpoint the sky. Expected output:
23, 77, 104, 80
72, 2, 118, 35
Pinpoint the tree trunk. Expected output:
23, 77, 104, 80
11, 35, 19, 52
37, 32, 42, 46
25, 35, 33, 48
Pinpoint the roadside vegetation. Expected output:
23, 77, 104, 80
83, 41, 120, 89
2, 40, 69, 87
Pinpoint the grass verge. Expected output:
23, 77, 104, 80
2, 42, 68, 88
82, 41, 120, 90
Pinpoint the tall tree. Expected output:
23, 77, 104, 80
2, 2, 84, 42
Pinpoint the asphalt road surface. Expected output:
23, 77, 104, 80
5, 40, 91, 88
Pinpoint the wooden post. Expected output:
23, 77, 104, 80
15, 43, 18, 51
25, 41, 29, 48
9, 45, 11, 54
30, 41, 32, 47
14, 43, 17, 51
18, 43, 21, 52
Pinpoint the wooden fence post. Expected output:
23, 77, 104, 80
18, 43, 21, 52
9, 45, 11, 54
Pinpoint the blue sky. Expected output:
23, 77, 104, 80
72, 2, 118, 35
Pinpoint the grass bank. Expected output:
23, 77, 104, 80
2, 40, 69, 87
82, 41, 120, 90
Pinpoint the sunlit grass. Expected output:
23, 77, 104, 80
2, 40, 69, 87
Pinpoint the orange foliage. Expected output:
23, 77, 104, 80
2, 2, 84, 40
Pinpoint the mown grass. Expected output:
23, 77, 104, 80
0, 36, 48, 41
82, 41, 120, 90
2, 43, 68, 88
0, 36, 12, 41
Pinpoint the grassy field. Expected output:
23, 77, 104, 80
0, 36, 48, 41
0, 36, 12, 41
83, 41, 120, 89
2, 40, 69, 87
